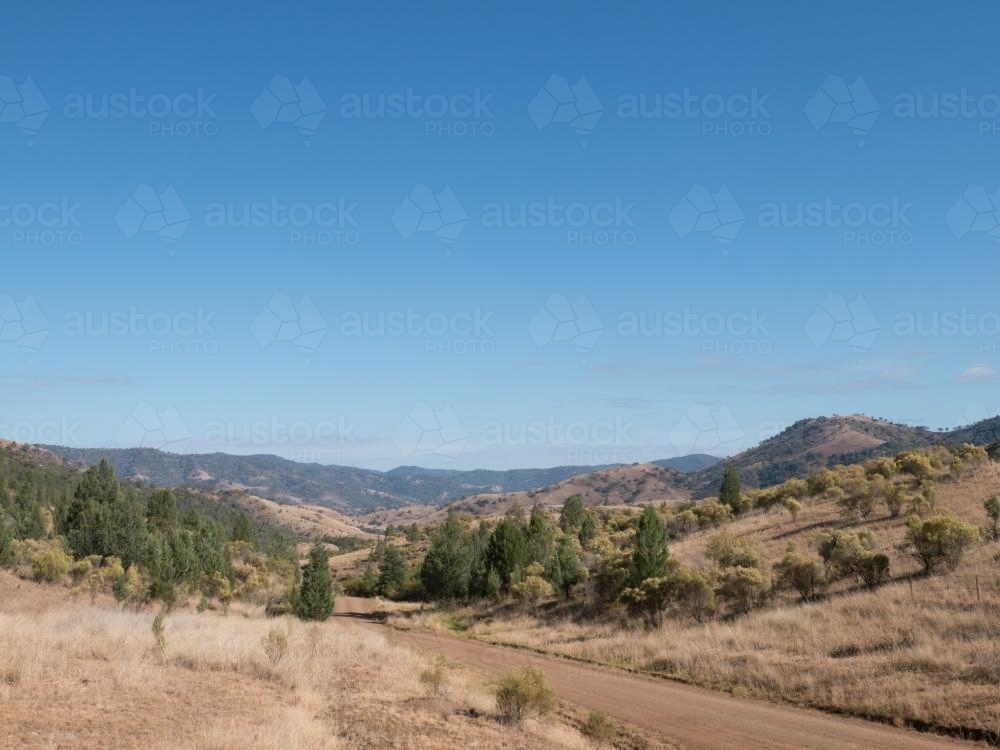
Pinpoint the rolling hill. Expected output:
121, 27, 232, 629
41, 414, 1000, 517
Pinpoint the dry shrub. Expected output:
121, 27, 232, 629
494, 666, 556, 724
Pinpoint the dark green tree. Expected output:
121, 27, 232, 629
720, 464, 743, 514
559, 494, 587, 534
230, 512, 254, 543
62, 458, 121, 559
296, 543, 334, 621
13, 484, 46, 539
549, 535, 586, 598
146, 489, 178, 534
631, 505, 669, 584
0, 514, 14, 567
486, 512, 528, 592
526, 504, 554, 568
420, 515, 471, 600
377, 544, 407, 598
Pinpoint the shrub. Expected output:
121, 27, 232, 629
773, 544, 823, 601
782, 497, 802, 521
814, 529, 877, 581
882, 483, 906, 518
896, 451, 934, 481
13, 538, 72, 584
984, 495, 1000, 542
265, 595, 296, 618
262, 626, 289, 668
511, 561, 554, 607
693, 498, 732, 529
620, 575, 671, 627
669, 565, 715, 622
582, 710, 616, 747
864, 457, 896, 480
706, 532, 766, 572
151, 611, 167, 659
494, 666, 556, 724
855, 551, 890, 590
419, 656, 447, 696
716, 565, 769, 614
902, 511, 979, 574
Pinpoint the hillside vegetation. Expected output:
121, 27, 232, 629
384, 443, 1000, 742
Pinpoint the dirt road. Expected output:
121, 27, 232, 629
336, 597, 974, 750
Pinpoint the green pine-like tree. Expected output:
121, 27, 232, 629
377, 544, 407, 597
550, 535, 586, 598
720, 463, 743, 514
486, 512, 528, 592
296, 543, 335, 621
0, 514, 14, 567
230, 512, 254, 543
146, 489, 178, 534
420, 515, 471, 600
631, 505, 669, 584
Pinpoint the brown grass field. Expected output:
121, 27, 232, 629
0, 573, 600, 750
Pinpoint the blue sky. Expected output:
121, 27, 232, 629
2, 1, 1000, 470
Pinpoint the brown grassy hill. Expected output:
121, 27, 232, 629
441, 464, 689, 519
222, 491, 376, 541
684, 414, 965, 497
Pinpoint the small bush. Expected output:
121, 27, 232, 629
419, 656, 447, 696
582, 710, 616, 747
262, 626, 289, 669
494, 666, 556, 724
13, 538, 72, 584
151, 612, 167, 659
264, 595, 296, 618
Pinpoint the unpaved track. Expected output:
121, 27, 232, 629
336, 597, 974, 750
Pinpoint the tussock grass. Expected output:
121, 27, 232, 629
0, 573, 589, 749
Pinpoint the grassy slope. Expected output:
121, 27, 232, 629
391, 464, 1000, 741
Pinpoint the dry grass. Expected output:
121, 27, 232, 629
391, 468, 1000, 740
226, 492, 375, 541
0, 573, 590, 750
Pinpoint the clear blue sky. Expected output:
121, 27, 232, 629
3, 1, 1000, 470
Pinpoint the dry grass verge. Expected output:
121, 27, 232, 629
0, 572, 590, 750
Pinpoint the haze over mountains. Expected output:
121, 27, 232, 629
44, 414, 1000, 515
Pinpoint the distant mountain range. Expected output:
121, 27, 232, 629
42, 446, 715, 513
42, 414, 1000, 515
